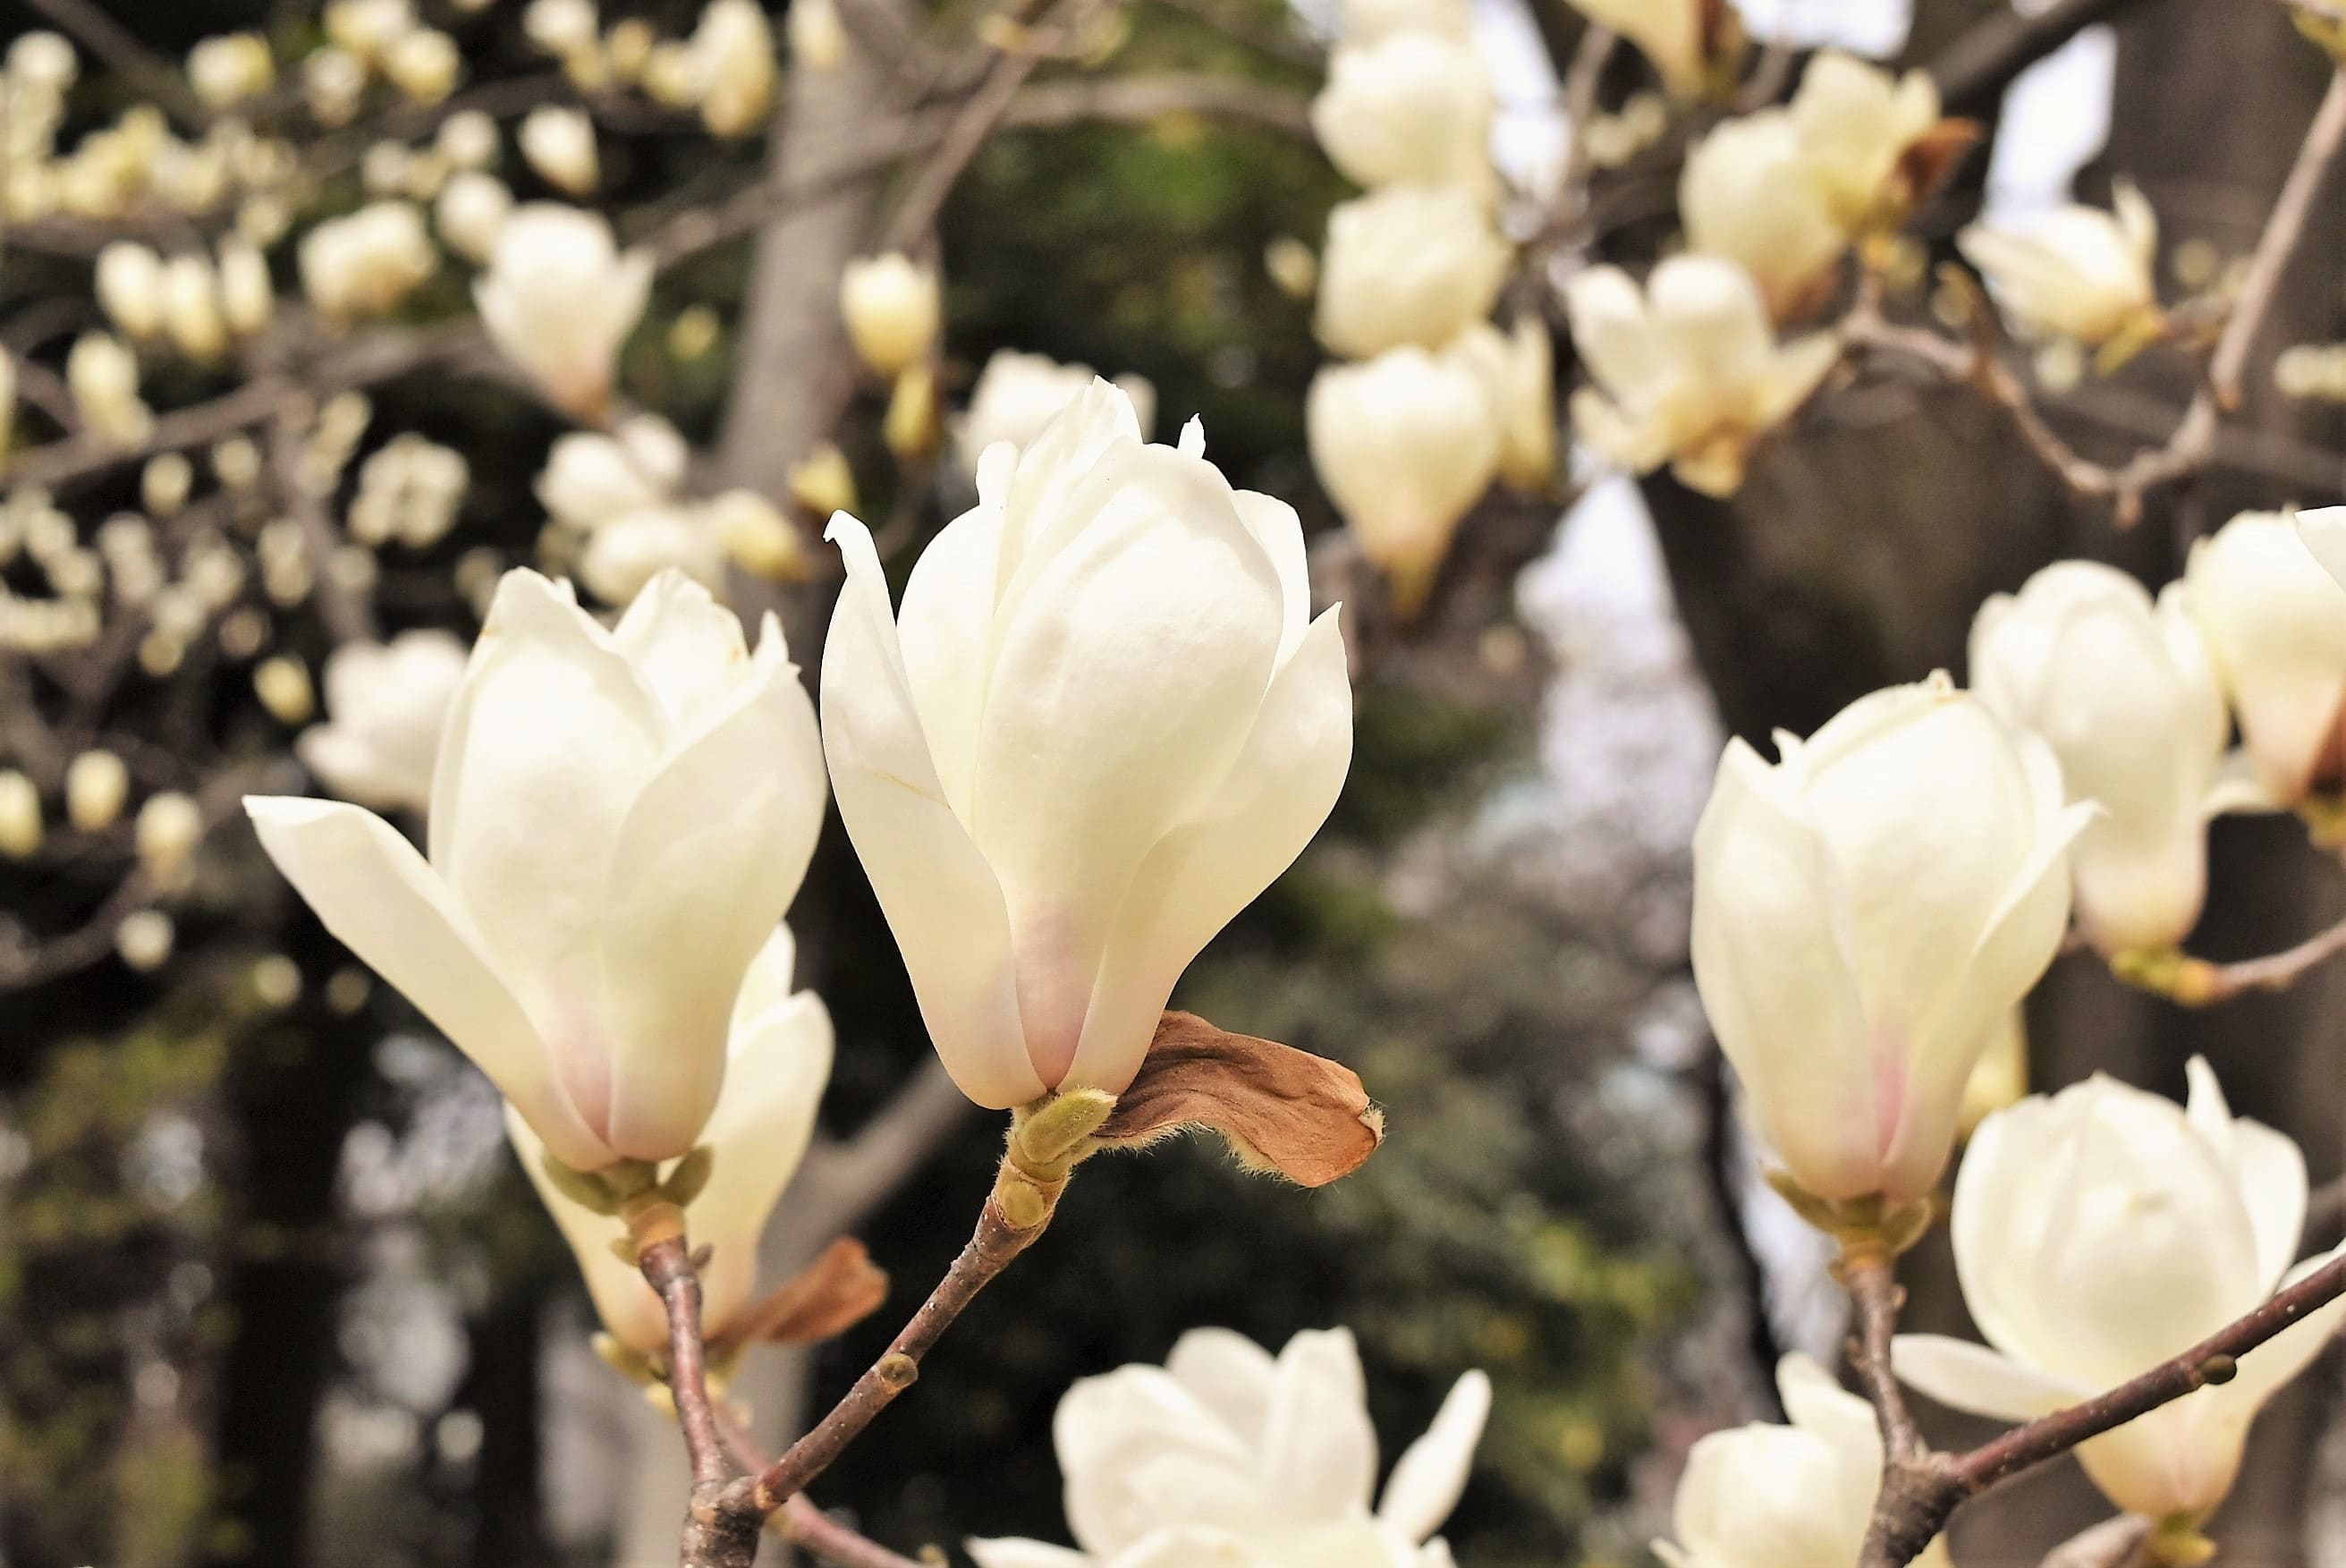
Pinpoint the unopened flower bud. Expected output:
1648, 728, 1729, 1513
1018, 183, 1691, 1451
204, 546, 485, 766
0, 770, 41, 858
787, 444, 857, 519
384, 28, 461, 104
142, 453, 193, 517
840, 253, 942, 378
188, 33, 275, 109
519, 106, 597, 195
136, 791, 203, 887
255, 654, 316, 724
115, 909, 175, 971
161, 253, 228, 361
65, 748, 129, 832
96, 242, 165, 339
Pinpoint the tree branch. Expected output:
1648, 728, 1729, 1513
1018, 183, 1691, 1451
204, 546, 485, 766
1843, 1251, 1927, 1464
1927, 0, 2142, 114
24, 0, 208, 125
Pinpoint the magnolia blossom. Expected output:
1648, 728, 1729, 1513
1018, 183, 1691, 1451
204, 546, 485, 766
969, 1327, 1489, 1568
1307, 345, 1499, 613
217, 240, 271, 338
1680, 113, 1845, 322
1895, 1063, 2346, 1521
66, 332, 153, 447
1790, 51, 1945, 232
95, 240, 165, 337
519, 105, 598, 194
189, 33, 274, 109
247, 571, 826, 1171
823, 382, 1352, 1106
1957, 181, 2159, 345
952, 349, 1156, 473
1564, 258, 1840, 498
682, 0, 778, 137
1314, 184, 1511, 359
296, 630, 470, 812
1657, 1355, 1949, 1568
475, 205, 651, 413
578, 507, 727, 603
299, 201, 438, 320
1969, 562, 2228, 953
840, 252, 943, 377
1564, 0, 1709, 94
436, 170, 512, 262
1340, 0, 1470, 43
2187, 510, 2346, 803
1691, 675, 2090, 1203
1451, 318, 1556, 492
1310, 33, 1494, 195
787, 0, 847, 69
160, 254, 227, 361
508, 922, 831, 1353
538, 415, 690, 527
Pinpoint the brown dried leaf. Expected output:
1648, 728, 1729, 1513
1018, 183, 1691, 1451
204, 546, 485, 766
712, 1237, 889, 1353
1893, 119, 1982, 215
1094, 1012, 1385, 1188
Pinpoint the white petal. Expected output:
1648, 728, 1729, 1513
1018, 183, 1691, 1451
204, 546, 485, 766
895, 498, 1006, 821
611, 568, 753, 734
247, 795, 610, 1170
2185, 1055, 2308, 1293
1056, 1367, 1257, 1554
1258, 1328, 1378, 1522
1063, 608, 1351, 1096
820, 512, 1041, 1107
1103, 1530, 1278, 1568
1231, 489, 1311, 666
967, 1542, 1094, 1568
1165, 1327, 1279, 1447
1376, 1369, 1490, 1541
691, 980, 833, 1337
1891, 1335, 2088, 1422
506, 1102, 667, 1352
597, 626, 826, 1157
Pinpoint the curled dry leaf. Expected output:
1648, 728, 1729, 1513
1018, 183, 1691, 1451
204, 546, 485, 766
1891, 118, 1983, 217
707, 1237, 889, 1356
1093, 1011, 1385, 1188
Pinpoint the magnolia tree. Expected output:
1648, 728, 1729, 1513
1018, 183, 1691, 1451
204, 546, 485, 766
12, 0, 2346, 1563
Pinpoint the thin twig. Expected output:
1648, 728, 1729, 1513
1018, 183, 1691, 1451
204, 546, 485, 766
709, 1406, 925, 1568
1927, 0, 2142, 114
639, 1233, 732, 1495
1843, 1252, 1927, 1464
24, 0, 208, 125
2193, 912, 2346, 1001
879, 38, 1046, 253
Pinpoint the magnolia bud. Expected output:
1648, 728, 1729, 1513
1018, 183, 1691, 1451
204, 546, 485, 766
217, 239, 273, 338
883, 362, 938, 460
1310, 33, 1494, 194
161, 253, 228, 362
7, 31, 78, 93
136, 791, 204, 887
435, 170, 512, 263
1681, 111, 1844, 321
787, 444, 858, 519
384, 28, 461, 104
96, 242, 165, 339
519, 106, 597, 194
840, 253, 943, 378
1264, 236, 1317, 300
524, 0, 599, 56
189, 33, 275, 110
65, 749, 130, 833
255, 654, 317, 725
436, 109, 500, 171
1448, 318, 1556, 493
787, 0, 847, 71
1314, 184, 1510, 358
710, 489, 809, 581
1692, 674, 2090, 1204
0, 770, 41, 858
2187, 510, 2346, 805
1958, 181, 2161, 346
116, 909, 176, 971
67, 333, 153, 448
142, 453, 193, 517
303, 47, 368, 128
686, 0, 777, 137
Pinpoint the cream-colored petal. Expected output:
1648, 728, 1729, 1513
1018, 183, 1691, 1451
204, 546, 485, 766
1891, 1335, 2089, 1422
1258, 1328, 1378, 1522
895, 497, 1007, 821
820, 513, 1041, 1108
967, 1543, 1095, 1568
248, 795, 611, 1170
1376, 1369, 1490, 1542
1165, 1327, 1279, 1448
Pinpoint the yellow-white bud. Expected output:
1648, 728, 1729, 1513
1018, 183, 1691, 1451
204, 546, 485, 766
95, 241, 166, 339
518, 106, 597, 196
787, 0, 847, 72
65, 748, 129, 832
217, 239, 273, 337
436, 108, 500, 171
523, 0, 600, 57
434, 171, 512, 264
161, 253, 229, 362
188, 34, 275, 109
0, 770, 41, 858
255, 654, 317, 725
115, 909, 175, 971
142, 453, 193, 517
136, 791, 204, 887
840, 253, 943, 377
384, 28, 461, 104
303, 47, 369, 128
67, 333, 154, 448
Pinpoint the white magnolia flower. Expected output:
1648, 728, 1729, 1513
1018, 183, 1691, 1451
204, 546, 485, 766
1896, 1063, 2346, 1521
1657, 1354, 1950, 1568
953, 349, 1156, 473
217, 239, 272, 337
1680, 113, 1845, 321
383, 27, 461, 105
296, 630, 470, 813
66, 332, 153, 447
578, 506, 726, 604
1564, 0, 1709, 94
1307, 344, 1499, 614
519, 105, 598, 194
475, 204, 651, 414
823, 382, 1352, 1106
299, 201, 438, 320
189, 33, 275, 109
95, 240, 165, 339
1450, 318, 1556, 493
683, 0, 778, 137
508, 921, 831, 1353
969, 1327, 1490, 1568
523, 0, 598, 56
1564, 258, 1840, 497
1691, 674, 2091, 1202
537, 414, 690, 528
1315, 184, 1511, 358
157, 253, 226, 361
1339, 0, 1470, 43
6, 31, 77, 93
1789, 51, 1944, 232
435, 170, 513, 262
247, 571, 827, 1171
1969, 562, 2228, 954
787, 0, 848, 69
840, 252, 943, 378
324, 0, 414, 60
1310, 33, 1494, 196
2188, 510, 2346, 804
1957, 181, 2159, 345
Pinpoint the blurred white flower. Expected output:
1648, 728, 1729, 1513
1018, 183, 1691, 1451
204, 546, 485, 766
1656, 1354, 1950, 1568
683, 0, 777, 137
578, 506, 727, 604
508, 921, 831, 1352
160, 253, 228, 361
136, 791, 204, 888
2188, 509, 2346, 805
6, 31, 78, 93
96, 241, 165, 340
324, 0, 416, 61
299, 201, 438, 320
298, 631, 470, 813
66, 748, 129, 832
1958, 181, 2159, 345
217, 239, 273, 338
1969, 562, 2228, 953
435, 170, 513, 262
384, 27, 462, 104
475, 204, 651, 415
1564, 257, 1840, 497
1790, 51, 1946, 232
436, 108, 501, 171
303, 47, 368, 127
66, 332, 153, 447
969, 1327, 1488, 1568
953, 348, 1156, 473
1450, 318, 1556, 493
351, 434, 470, 549
786, 0, 848, 69
1315, 184, 1511, 358
519, 106, 598, 195
1311, 33, 1494, 195
840, 252, 943, 378
1692, 674, 2089, 1203
1680, 112, 1845, 322
1564, 0, 1712, 94
823, 384, 1351, 1106
1308, 343, 1498, 615
538, 415, 690, 528
188, 33, 275, 110
1896, 1063, 2346, 1521
524, 0, 599, 57
1339, 0, 1470, 43
249, 571, 827, 1172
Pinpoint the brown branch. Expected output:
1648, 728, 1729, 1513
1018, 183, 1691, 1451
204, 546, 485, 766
1861, 1250, 2346, 1566
2191, 913, 2346, 1002
879, 39, 1046, 254
1843, 1251, 1927, 1464
639, 1231, 731, 1495
1927, 0, 2142, 114
24, 0, 208, 126
709, 1404, 925, 1568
